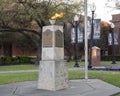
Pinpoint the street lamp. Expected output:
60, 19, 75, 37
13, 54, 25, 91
111, 22, 116, 64
74, 15, 80, 67
88, 3, 96, 69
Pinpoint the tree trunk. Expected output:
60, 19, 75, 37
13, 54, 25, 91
67, 49, 72, 62
35, 32, 42, 65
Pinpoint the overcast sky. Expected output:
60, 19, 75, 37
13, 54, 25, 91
88, 0, 120, 22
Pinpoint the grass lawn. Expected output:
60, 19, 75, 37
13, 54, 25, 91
69, 70, 120, 87
66, 61, 120, 68
0, 62, 120, 96
115, 94, 120, 96
0, 64, 39, 71
0, 72, 38, 84
0, 70, 120, 87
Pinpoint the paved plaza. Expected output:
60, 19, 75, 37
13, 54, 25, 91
0, 79, 120, 96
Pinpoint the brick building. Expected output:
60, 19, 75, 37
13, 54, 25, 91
109, 14, 120, 56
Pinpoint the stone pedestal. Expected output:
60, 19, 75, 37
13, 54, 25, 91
38, 25, 68, 91
92, 46, 101, 66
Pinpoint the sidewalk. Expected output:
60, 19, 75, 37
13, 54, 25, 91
0, 64, 120, 74
0, 70, 38, 74
0, 79, 120, 96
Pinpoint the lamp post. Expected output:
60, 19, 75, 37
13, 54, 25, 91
74, 15, 80, 67
88, 3, 96, 69
111, 23, 116, 64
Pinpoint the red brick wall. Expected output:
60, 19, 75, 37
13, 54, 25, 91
12, 44, 37, 56
111, 14, 120, 55
0, 44, 37, 57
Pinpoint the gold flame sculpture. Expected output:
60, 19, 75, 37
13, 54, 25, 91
51, 12, 64, 19
49, 12, 64, 25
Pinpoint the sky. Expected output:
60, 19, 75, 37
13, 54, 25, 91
88, 0, 120, 22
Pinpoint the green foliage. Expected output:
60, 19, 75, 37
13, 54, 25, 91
0, 0, 84, 59
17, 56, 32, 64
0, 56, 36, 65
0, 0, 84, 28
101, 56, 120, 61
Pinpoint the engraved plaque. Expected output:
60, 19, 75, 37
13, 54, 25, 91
43, 30, 52, 47
55, 30, 64, 47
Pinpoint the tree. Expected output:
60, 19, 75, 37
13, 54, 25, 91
0, 0, 84, 64
106, 0, 120, 9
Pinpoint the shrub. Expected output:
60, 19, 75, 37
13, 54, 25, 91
101, 56, 120, 61
16, 56, 31, 64
0, 56, 36, 65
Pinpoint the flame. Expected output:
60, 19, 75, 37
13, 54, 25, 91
51, 12, 64, 19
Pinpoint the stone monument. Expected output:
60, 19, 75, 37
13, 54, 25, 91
38, 20, 68, 91
92, 46, 100, 66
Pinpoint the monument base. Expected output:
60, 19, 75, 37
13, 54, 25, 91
37, 60, 68, 91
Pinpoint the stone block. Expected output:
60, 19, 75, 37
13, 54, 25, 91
38, 60, 68, 91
